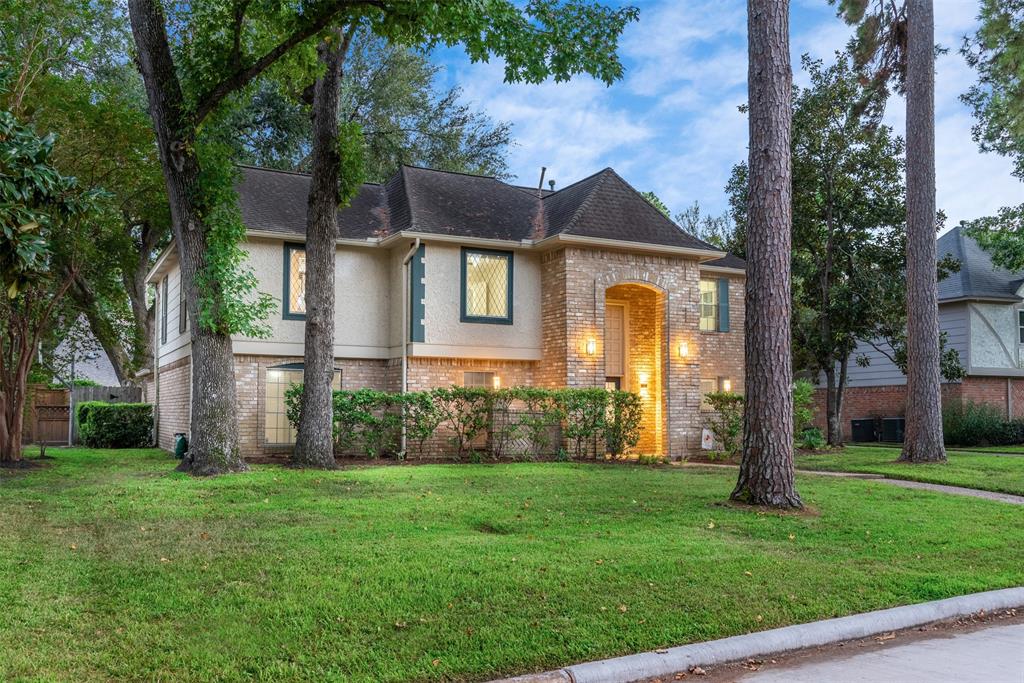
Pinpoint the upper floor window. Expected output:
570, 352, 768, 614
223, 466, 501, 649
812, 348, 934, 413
1018, 309, 1024, 344
178, 278, 188, 334
284, 243, 306, 319
461, 248, 513, 324
699, 277, 730, 333
699, 279, 718, 331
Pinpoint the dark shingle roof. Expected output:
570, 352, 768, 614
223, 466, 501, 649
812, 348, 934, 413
236, 164, 724, 255
937, 225, 1024, 302
704, 254, 746, 270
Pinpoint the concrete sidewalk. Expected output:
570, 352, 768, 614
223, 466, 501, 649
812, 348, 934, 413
731, 621, 1024, 682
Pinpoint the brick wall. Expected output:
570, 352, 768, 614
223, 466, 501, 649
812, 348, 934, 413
155, 357, 190, 451
698, 273, 746, 395
536, 246, 737, 458
812, 376, 1024, 440
233, 354, 389, 458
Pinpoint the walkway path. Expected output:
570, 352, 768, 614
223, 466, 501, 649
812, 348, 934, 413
729, 621, 1024, 682
682, 462, 1024, 505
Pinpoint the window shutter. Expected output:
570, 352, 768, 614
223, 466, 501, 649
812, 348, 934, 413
717, 277, 730, 332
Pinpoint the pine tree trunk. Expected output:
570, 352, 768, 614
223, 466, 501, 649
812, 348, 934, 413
900, 0, 946, 464
731, 0, 802, 508
129, 0, 247, 475
293, 32, 349, 469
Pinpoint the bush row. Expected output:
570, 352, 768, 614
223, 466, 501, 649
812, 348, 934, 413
943, 401, 1024, 447
285, 386, 644, 461
77, 401, 153, 448
701, 378, 821, 458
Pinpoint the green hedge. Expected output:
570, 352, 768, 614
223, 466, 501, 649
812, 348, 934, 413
943, 401, 1024, 447
77, 401, 153, 448
285, 386, 643, 461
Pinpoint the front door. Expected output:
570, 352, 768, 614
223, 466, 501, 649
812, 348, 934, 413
605, 302, 626, 387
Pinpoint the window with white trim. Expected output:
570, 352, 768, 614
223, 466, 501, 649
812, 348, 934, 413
699, 279, 718, 331
264, 366, 341, 445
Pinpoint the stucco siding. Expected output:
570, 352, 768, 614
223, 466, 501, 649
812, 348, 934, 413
234, 238, 391, 357
420, 242, 542, 356
969, 302, 1021, 370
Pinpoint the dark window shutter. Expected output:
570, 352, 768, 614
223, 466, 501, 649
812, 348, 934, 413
717, 277, 730, 332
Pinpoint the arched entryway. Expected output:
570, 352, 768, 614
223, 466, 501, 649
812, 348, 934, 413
603, 282, 666, 454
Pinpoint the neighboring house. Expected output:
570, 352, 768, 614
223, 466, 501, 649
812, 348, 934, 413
144, 164, 745, 459
818, 225, 1024, 440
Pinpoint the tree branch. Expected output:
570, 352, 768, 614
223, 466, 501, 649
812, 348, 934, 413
193, 0, 379, 126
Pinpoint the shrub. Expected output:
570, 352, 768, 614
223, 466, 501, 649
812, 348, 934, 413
285, 384, 646, 461
77, 401, 153, 448
431, 386, 494, 461
558, 388, 609, 458
943, 401, 1024, 447
605, 390, 643, 457
798, 427, 825, 451
403, 391, 443, 459
703, 391, 744, 459
512, 387, 563, 460
792, 379, 815, 437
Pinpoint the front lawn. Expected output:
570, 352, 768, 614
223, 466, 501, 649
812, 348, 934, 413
2, 448, 1023, 682
797, 446, 1024, 496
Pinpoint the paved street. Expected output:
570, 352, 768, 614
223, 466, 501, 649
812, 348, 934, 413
732, 622, 1024, 682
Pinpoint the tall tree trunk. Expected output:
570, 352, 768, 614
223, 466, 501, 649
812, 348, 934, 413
732, 0, 802, 508
900, 0, 946, 463
129, 0, 246, 475
825, 354, 848, 447
293, 29, 351, 469
69, 274, 132, 385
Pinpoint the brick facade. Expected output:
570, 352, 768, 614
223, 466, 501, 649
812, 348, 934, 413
152, 247, 745, 460
813, 376, 1024, 441
155, 357, 190, 451
537, 247, 744, 458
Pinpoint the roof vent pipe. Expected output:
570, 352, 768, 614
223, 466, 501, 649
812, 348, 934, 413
537, 167, 546, 198
548, 179, 556, 191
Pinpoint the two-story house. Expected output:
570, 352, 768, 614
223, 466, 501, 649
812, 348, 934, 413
819, 225, 1024, 440
144, 164, 745, 459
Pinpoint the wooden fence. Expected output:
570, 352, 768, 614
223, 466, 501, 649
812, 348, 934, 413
69, 385, 143, 444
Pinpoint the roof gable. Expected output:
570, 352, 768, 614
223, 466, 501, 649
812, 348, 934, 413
937, 226, 1023, 302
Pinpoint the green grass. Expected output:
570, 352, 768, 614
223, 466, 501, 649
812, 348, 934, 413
2, 448, 1023, 682
797, 446, 1024, 496
952, 444, 1024, 454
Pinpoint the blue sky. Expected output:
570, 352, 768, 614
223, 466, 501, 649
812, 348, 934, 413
433, 0, 1017, 229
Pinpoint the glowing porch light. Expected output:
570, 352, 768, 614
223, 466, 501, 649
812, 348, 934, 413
492, 375, 501, 390
677, 340, 690, 358
722, 378, 732, 392
585, 338, 597, 356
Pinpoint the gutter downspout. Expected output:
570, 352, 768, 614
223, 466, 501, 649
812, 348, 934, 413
400, 238, 421, 455
152, 285, 160, 448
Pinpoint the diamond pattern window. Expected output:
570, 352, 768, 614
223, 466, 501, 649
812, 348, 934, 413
264, 365, 341, 445
462, 248, 512, 323
699, 279, 719, 331
284, 244, 306, 318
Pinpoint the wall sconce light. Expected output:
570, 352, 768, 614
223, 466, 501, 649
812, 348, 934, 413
585, 338, 597, 356
721, 378, 732, 392
492, 375, 501, 390
678, 340, 690, 358
638, 372, 650, 398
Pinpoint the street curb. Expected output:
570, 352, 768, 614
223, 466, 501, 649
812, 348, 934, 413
493, 587, 1024, 683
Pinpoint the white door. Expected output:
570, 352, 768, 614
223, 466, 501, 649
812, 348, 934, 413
605, 303, 625, 379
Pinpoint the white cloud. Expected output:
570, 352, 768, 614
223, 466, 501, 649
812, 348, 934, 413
436, 0, 1018, 226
